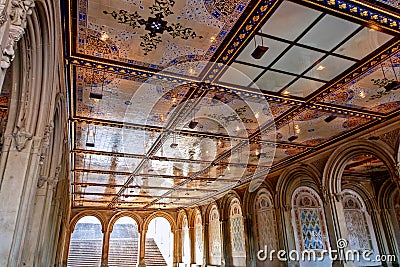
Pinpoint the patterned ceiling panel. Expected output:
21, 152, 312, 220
276, 110, 373, 146
229, 0, 395, 98
74, 0, 252, 75
66, 0, 400, 209
74, 153, 142, 172
75, 122, 160, 155
320, 53, 400, 115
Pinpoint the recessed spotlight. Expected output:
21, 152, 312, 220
125, 100, 132, 105
282, 91, 290, 95
251, 45, 269, 59
316, 65, 325, 71
210, 36, 216, 42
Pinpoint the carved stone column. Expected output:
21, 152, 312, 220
138, 228, 147, 267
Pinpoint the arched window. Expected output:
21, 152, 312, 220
209, 205, 222, 265
108, 217, 139, 267
254, 189, 278, 254
195, 211, 203, 265
67, 216, 103, 267
342, 190, 373, 251
292, 187, 329, 251
182, 215, 190, 265
229, 198, 246, 263
146, 217, 173, 267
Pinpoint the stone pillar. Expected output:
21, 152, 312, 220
203, 222, 209, 266
174, 228, 182, 267
138, 228, 147, 267
244, 214, 255, 267
101, 227, 111, 267
220, 219, 230, 267
0, 135, 42, 266
189, 226, 196, 265
325, 193, 355, 267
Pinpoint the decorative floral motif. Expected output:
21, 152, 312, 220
104, 0, 203, 55
204, 0, 242, 21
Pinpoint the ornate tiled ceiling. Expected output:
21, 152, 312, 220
66, 0, 400, 209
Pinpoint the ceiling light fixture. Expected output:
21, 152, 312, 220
251, 34, 268, 59
170, 132, 178, 148
188, 109, 198, 129
85, 125, 96, 147
188, 120, 198, 129
288, 119, 298, 142
316, 65, 325, 71
324, 115, 337, 123
89, 92, 103, 100
384, 58, 400, 92
252, 45, 269, 59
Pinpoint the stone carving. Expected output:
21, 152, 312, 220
12, 126, 32, 151
37, 175, 47, 188
1, 0, 35, 69
380, 128, 400, 149
1, 25, 24, 69
0, 4, 7, 26
10, 0, 35, 27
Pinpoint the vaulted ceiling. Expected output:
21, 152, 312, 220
65, 0, 400, 210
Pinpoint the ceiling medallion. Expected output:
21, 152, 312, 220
104, 0, 203, 55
